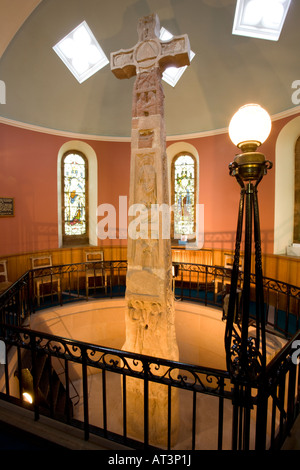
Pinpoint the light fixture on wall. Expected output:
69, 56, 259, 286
224, 103, 273, 381
53, 21, 109, 83
232, 0, 292, 41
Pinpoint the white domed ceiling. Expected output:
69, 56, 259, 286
0, 0, 299, 138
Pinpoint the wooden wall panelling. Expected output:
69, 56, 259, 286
1, 247, 299, 289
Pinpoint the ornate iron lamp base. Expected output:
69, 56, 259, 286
225, 151, 272, 383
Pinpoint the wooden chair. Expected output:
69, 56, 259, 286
222, 284, 242, 322
85, 251, 107, 297
31, 255, 61, 307
214, 253, 244, 294
0, 260, 12, 294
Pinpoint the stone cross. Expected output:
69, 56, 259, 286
111, 13, 190, 447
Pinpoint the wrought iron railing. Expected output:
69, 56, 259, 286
0, 260, 299, 450
172, 262, 300, 337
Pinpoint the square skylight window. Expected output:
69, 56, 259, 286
232, 0, 291, 41
160, 27, 195, 87
53, 21, 109, 83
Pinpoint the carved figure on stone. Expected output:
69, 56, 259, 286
126, 299, 145, 352
141, 239, 159, 268
136, 92, 147, 116
133, 69, 164, 117
138, 163, 157, 206
126, 299, 163, 354
135, 71, 156, 91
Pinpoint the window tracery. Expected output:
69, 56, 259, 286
62, 151, 89, 245
171, 152, 196, 244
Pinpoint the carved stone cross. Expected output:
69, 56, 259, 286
111, 13, 190, 80
111, 13, 190, 448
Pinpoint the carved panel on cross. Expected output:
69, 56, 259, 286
132, 69, 164, 117
138, 129, 154, 149
135, 152, 157, 207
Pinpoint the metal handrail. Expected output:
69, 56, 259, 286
0, 259, 299, 450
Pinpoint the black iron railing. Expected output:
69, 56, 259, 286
0, 260, 299, 450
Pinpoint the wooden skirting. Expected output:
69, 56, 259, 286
1, 245, 127, 285
1, 245, 299, 288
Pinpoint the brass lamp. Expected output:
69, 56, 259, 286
228, 103, 272, 180
225, 103, 273, 382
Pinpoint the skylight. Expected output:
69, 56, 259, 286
232, 0, 291, 41
160, 27, 195, 87
53, 21, 109, 83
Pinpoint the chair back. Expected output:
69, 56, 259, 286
0, 260, 9, 283
31, 255, 53, 270
224, 254, 244, 270
85, 251, 104, 262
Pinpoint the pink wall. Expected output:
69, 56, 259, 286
0, 114, 298, 257
0, 124, 63, 255
0, 123, 131, 256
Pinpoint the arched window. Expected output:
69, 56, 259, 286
294, 136, 300, 243
171, 152, 197, 245
274, 116, 300, 254
61, 150, 89, 245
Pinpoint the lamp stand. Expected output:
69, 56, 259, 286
225, 150, 272, 382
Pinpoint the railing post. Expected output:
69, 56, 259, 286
81, 347, 89, 441
218, 377, 225, 450
255, 378, 268, 450
64, 358, 71, 424
231, 383, 253, 450
143, 359, 149, 449
287, 359, 297, 434
204, 265, 208, 306
167, 383, 171, 450
110, 262, 113, 298
102, 368, 107, 437
30, 333, 39, 422
231, 383, 239, 450
122, 374, 127, 440
180, 265, 184, 301
192, 390, 197, 450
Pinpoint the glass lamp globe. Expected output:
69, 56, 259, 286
229, 104, 272, 151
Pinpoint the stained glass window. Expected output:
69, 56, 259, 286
62, 151, 88, 244
172, 153, 196, 243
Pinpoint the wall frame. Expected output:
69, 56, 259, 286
0, 198, 14, 217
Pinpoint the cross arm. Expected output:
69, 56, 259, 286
158, 34, 191, 73
110, 48, 137, 79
